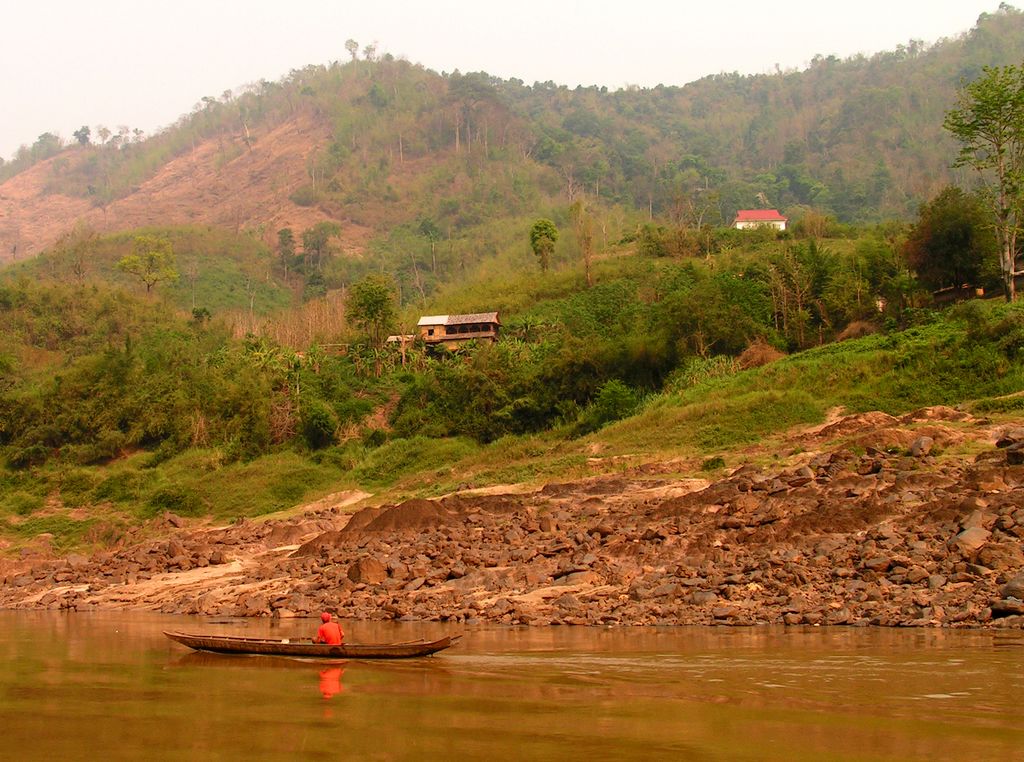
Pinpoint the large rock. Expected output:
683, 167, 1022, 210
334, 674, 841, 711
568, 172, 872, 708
347, 557, 387, 584
991, 599, 1024, 618
995, 428, 1024, 448
952, 527, 990, 554
977, 543, 1024, 571
1001, 573, 1024, 600
910, 436, 934, 457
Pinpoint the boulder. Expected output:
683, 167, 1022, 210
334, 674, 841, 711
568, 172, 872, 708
952, 527, 990, 554
862, 556, 892, 573
961, 510, 996, 531
977, 543, 1024, 571
995, 428, 1024, 448
1000, 573, 1024, 600
910, 436, 934, 457
991, 599, 1024, 618
347, 557, 387, 585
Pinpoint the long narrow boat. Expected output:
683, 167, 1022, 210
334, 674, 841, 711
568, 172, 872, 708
164, 630, 459, 659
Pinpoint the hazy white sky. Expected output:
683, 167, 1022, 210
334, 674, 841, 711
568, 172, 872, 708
0, 0, 1004, 160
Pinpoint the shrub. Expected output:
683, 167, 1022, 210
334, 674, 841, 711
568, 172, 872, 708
700, 456, 726, 471
301, 400, 338, 449
4, 491, 44, 516
146, 485, 204, 517
836, 320, 878, 342
737, 338, 786, 369
575, 380, 640, 435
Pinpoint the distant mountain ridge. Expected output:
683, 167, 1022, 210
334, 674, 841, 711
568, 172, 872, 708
1, 5, 1023, 263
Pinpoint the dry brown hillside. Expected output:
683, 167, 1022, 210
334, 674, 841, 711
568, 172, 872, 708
0, 112, 370, 262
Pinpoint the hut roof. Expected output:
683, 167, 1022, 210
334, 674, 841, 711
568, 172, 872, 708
417, 312, 500, 327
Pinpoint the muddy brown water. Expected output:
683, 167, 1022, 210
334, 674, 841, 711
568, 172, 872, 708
0, 612, 1021, 760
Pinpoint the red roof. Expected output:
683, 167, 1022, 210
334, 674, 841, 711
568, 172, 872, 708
734, 209, 788, 222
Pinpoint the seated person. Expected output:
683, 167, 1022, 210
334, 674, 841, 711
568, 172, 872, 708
314, 612, 344, 645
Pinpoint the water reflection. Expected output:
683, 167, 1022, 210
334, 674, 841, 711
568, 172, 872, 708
1, 612, 1022, 761
318, 666, 344, 699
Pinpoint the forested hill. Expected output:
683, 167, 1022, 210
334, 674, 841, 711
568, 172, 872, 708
2, 5, 1024, 262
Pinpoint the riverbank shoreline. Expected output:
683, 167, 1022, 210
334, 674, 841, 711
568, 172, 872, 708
3, 408, 1023, 630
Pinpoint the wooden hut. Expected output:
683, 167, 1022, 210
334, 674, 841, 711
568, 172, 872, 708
417, 312, 500, 351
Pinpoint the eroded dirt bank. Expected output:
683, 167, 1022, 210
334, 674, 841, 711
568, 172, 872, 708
2, 408, 1023, 629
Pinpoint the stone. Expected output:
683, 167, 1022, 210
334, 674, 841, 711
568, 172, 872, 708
1007, 444, 1024, 466
910, 437, 934, 457
991, 599, 1024, 618
962, 510, 996, 530
977, 543, 1024, 571
952, 527, 990, 554
995, 428, 1024, 448
1000, 573, 1024, 600
347, 557, 387, 585
862, 556, 892, 572
905, 566, 929, 584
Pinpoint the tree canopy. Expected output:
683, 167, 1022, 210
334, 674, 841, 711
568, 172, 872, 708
116, 235, 179, 295
902, 186, 997, 292
529, 219, 559, 273
346, 273, 397, 347
944, 63, 1024, 301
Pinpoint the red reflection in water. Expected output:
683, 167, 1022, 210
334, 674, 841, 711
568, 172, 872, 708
319, 666, 345, 700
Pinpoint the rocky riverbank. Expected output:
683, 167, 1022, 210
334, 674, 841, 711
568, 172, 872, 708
2, 407, 1023, 629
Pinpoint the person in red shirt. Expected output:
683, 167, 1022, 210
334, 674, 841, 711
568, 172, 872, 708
314, 612, 344, 645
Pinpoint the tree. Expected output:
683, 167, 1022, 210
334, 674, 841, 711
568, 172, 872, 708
345, 39, 359, 61
944, 64, 1024, 301
417, 217, 442, 273
116, 235, 179, 295
902, 186, 998, 292
53, 222, 98, 282
569, 201, 595, 287
72, 126, 91, 146
529, 218, 559, 273
277, 227, 296, 277
301, 221, 342, 272
346, 274, 396, 348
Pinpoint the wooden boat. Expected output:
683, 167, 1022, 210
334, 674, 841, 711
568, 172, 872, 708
164, 630, 459, 659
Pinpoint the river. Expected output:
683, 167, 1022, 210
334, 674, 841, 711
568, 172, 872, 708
0, 612, 1021, 760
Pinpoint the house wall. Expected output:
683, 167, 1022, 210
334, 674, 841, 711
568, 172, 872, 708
734, 220, 787, 230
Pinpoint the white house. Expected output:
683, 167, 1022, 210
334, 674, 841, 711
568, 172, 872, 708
733, 209, 788, 231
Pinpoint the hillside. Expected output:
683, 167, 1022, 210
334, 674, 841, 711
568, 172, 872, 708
0, 113, 369, 263
2, 6, 1024, 268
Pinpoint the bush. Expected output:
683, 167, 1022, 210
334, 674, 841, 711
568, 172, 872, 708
92, 470, 149, 504
301, 400, 338, 449
146, 484, 204, 517
4, 490, 44, 516
288, 185, 318, 207
575, 380, 640, 435
700, 456, 726, 471
737, 338, 786, 369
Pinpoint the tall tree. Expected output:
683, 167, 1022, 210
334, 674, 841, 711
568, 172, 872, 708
529, 218, 558, 273
902, 186, 997, 292
569, 201, 594, 287
346, 274, 396, 348
277, 227, 296, 277
53, 222, 98, 282
302, 221, 342, 272
944, 64, 1024, 301
116, 235, 179, 295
